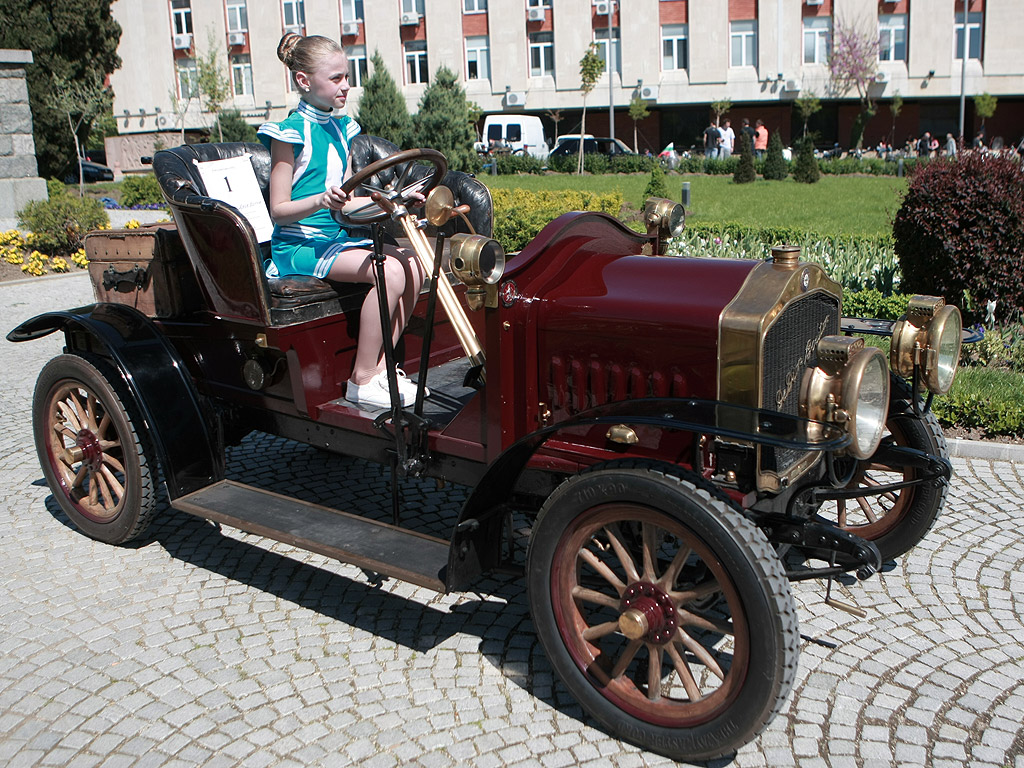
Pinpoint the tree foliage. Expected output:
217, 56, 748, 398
793, 94, 821, 138
0, 0, 122, 179
711, 99, 732, 126
829, 17, 879, 149
47, 74, 112, 195
642, 163, 668, 206
793, 136, 820, 183
974, 92, 997, 128
411, 66, 477, 172
196, 30, 232, 142
577, 43, 603, 174
357, 50, 412, 148
628, 94, 649, 153
733, 133, 756, 184
762, 131, 788, 180
213, 109, 257, 143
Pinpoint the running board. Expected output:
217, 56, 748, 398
171, 480, 449, 592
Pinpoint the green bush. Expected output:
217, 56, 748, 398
491, 188, 624, 252
583, 153, 610, 175
610, 154, 655, 174
842, 289, 913, 320
495, 153, 544, 175
793, 137, 820, 183
893, 151, 1024, 325
120, 173, 165, 207
702, 157, 740, 175
642, 164, 668, 206
213, 109, 258, 143
762, 132, 788, 180
18, 192, 108, 256
733, 134, 756, 184
932, 368, 1024, 437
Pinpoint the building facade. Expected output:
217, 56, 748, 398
106, 0, 1023, 171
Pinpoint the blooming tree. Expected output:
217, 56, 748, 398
829, 17, 879, 149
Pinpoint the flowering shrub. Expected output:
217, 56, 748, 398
21, 251, 48, 276
72, 248, 89, 268
17, 187, 108, 256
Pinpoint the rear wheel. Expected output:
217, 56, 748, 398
33, 353, 157, 544
818, 378, 948, 561
527, 464, 799, 761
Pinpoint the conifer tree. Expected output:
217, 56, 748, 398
762, 130, 787, 180
733, 133, 756, 184
642, 163, 668, 207
411, 66, 477, 172
357, 51, 412, 148
793, 136, 820, 183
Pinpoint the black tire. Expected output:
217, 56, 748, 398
818, 377, 949, 561
32, 353, 157, 544
526, 463, 799, 761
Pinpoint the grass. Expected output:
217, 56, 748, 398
482, 172, 907, 237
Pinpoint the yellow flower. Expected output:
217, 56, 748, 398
51, 257, 70, 273
125, 219, 141, 229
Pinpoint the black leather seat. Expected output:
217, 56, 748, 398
152, 139, 492, 324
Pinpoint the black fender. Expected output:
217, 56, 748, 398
446, 397, 851, 590
8, 303, 224, 498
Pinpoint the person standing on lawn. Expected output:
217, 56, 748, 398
704, 120, 721, 159
719, 119, 736, 160
754, 119, 768, 159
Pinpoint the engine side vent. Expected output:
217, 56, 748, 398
549, 355, 689, 415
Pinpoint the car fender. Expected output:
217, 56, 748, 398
8, 303, 224, 498
446, 397, 850, 590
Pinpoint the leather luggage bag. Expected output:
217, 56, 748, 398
85, 223, 199, 318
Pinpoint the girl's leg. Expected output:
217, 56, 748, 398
327, 249, 407, 385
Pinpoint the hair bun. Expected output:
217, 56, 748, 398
277, 33, 302, 67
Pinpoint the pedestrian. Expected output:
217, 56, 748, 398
754, 119, 768, 159
719, 118, 735, 160
917, 131, 932, 157
259, 32, 427, 408
945, 133, 957, 157
740, 118, 757, 154
703, 120, 721, 159
973, 130, 986, 150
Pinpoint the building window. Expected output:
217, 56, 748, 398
594, 27, 621, 76
464, 0, 486, 11
231, 54, 254, 96
340, 0, 362, 23
878, 14, 907, 62
954, 11, 982, 60
802, 17, 830, 64
402, 0, 425, 14
466, 36, 490, 80
176, 58, 199, 99
527, 0, 550, 7
347, 44, 368, 86
226, 0, 247, 32
529, 31, 554, 77
171, 0, 193, 35
404, 40, 428, 84
730, 20, 757, 68
282, 0, 304, 34
661, 24, 688, 71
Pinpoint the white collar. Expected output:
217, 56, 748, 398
297, 100, 333, 124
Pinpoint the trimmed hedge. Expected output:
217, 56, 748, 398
491, 187, 624, 252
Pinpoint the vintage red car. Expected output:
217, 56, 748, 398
8, 139, 962, 761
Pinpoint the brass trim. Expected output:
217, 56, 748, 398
606, 424, 639, 445
718, 259, 842, 492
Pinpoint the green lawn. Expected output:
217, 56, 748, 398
482, 173, 907, 238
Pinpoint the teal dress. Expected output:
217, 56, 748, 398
257, 101, 371, 279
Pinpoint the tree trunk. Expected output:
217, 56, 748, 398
577, 103, 587, 175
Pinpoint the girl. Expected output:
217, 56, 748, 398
258, 33, 427, 409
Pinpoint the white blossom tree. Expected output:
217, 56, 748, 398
829, 17, 880, 150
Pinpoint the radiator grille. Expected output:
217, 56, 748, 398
761, 291, 840, 473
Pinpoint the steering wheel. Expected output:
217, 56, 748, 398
333, 148, 448, 226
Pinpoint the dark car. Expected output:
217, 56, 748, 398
548, 136, 634, 158
64, 159, 115, 184
9, 138, 963, 762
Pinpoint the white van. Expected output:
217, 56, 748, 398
478, 114, 550, 159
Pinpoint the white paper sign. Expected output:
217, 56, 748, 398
194, 154, 274, 243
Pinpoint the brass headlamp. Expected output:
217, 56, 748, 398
643, 197, 685, 244
448, 234, 506, 310
889, 296, 962, 394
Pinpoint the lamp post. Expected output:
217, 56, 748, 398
607, 0, 615, 142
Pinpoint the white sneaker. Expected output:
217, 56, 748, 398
345, 370, 411, 408
395, 367, 430, 399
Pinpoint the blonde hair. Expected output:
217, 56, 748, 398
277, 33, 344, 85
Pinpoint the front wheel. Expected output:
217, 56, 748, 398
527, 464, 799, 761
32, 353, 158, 544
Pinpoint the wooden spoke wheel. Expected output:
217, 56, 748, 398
527, 463, 799, 762
33, 354, 157, 544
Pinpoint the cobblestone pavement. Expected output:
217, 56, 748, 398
2, 273, 1023, 768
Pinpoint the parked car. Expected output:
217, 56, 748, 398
64, 158, 115, 184
548, 136, 634, 158
9, 138, 963, 762
474, 113, 550, 158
